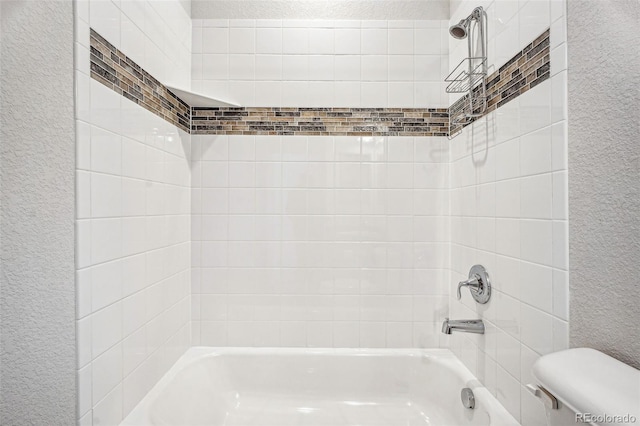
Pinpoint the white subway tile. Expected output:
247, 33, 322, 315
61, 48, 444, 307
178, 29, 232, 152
552, 269, 569, 320
89, 0, 121, 47
91, 301, 122, 357
497, 366, 521, 421
389, 29, 414, 54
90, 259, 123, 313
550, 70, 567, 122
521, 384, 548, 425
309, 28, 334, 54
360, 322, 386, 348
520, 174, 553, 219
520, 304, 553, 355
550, 0, 566, 23
201, 241, 228, 267
387, 137, 414, 162
335, 29, 361, 54
308, 56, 334, 81
308, 81, 335, 107
497, 330, 521, 379
552, 317, 569, 352
201, 54, 228, 80
520, 220, 553, 266
389, 55, 414, 82
229, 54, 255, 80
334, 55, 361, 80
385, 189, 413, 215
414, 28, 441, 55
414, 163, 447, 189
91, 126, 122, 175
495, 137, 520, 180
307, 322, 333, 347
200, 321, 227, 346
254, 57, 282, 83
92, 343, 122, 405
333, 322, 359, 347
280, 322, 306, 347
201, 188, 228, 214
520, 261, 553, 313
519, 80, 551, 135
202, 27, 228, 53
282, 28, 308, 54
282, 81, 309, 107
92, 383, 122, 426
228, 162, 255, 187
386, 322, 413, 347
228, 81, 256, 105
520, 126, 552, 176
91, 173, 122, 218
91, 218, 122, 265
496, 179, 521, 219
229, 27, 255, 53
334, 189, 361, 214
256, 28, 282, 54
361, 29, 388, 54
552, 220, 568, 270
519, 0, 550, 47
122, 327, 147, 377
78, 364, 92, 418
388, 77, 415, 104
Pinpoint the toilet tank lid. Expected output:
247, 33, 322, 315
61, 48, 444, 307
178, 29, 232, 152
532, 348, 640, 420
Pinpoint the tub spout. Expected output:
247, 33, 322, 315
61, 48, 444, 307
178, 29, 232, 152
441, 318, 485, 335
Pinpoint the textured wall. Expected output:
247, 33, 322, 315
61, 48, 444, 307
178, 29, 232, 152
0, 0, 76, 423
192, 0, 449, 20
568, 0, 640, 368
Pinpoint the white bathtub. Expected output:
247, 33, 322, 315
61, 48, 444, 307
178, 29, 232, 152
121, 347, 519, 426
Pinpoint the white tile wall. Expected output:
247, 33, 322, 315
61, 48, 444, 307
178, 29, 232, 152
76, 1, 569, 423
191, 135, 451, 348
191, 19, 450, 107
447, 0, 567, 424
75, 0, 192, 424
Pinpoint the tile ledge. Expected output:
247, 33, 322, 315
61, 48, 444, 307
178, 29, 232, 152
164, 84, 239, 108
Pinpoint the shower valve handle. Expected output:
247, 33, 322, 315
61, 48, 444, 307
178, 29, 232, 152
456, 265, 492, 304
457, 275, 481, 300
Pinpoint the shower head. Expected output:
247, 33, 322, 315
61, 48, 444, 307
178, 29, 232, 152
450, 7, 486, 40
449, 19, 469, 39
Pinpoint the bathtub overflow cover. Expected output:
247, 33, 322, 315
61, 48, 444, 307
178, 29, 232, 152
461, 388, 475, 409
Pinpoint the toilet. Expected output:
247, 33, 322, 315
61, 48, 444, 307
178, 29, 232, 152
531, 348, 640, 425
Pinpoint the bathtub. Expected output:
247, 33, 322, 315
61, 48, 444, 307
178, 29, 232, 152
121, 347, 519, 426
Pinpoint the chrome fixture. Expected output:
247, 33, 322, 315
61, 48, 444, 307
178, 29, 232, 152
525, 384, 559, 410
457, 264, 491, 304
448, 6, 485, 40
441, 318, 485, 335
449, 17, 472, 39
461, 388, 476, 409
445, 6, 489, 138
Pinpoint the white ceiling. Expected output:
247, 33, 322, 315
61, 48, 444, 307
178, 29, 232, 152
190, 0, 450, 20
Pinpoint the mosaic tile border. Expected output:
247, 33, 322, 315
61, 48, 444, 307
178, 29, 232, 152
88, 28, 550, 138
449, 29, 550, 135
191, 107, 449, 136
89, 29, 190, 132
